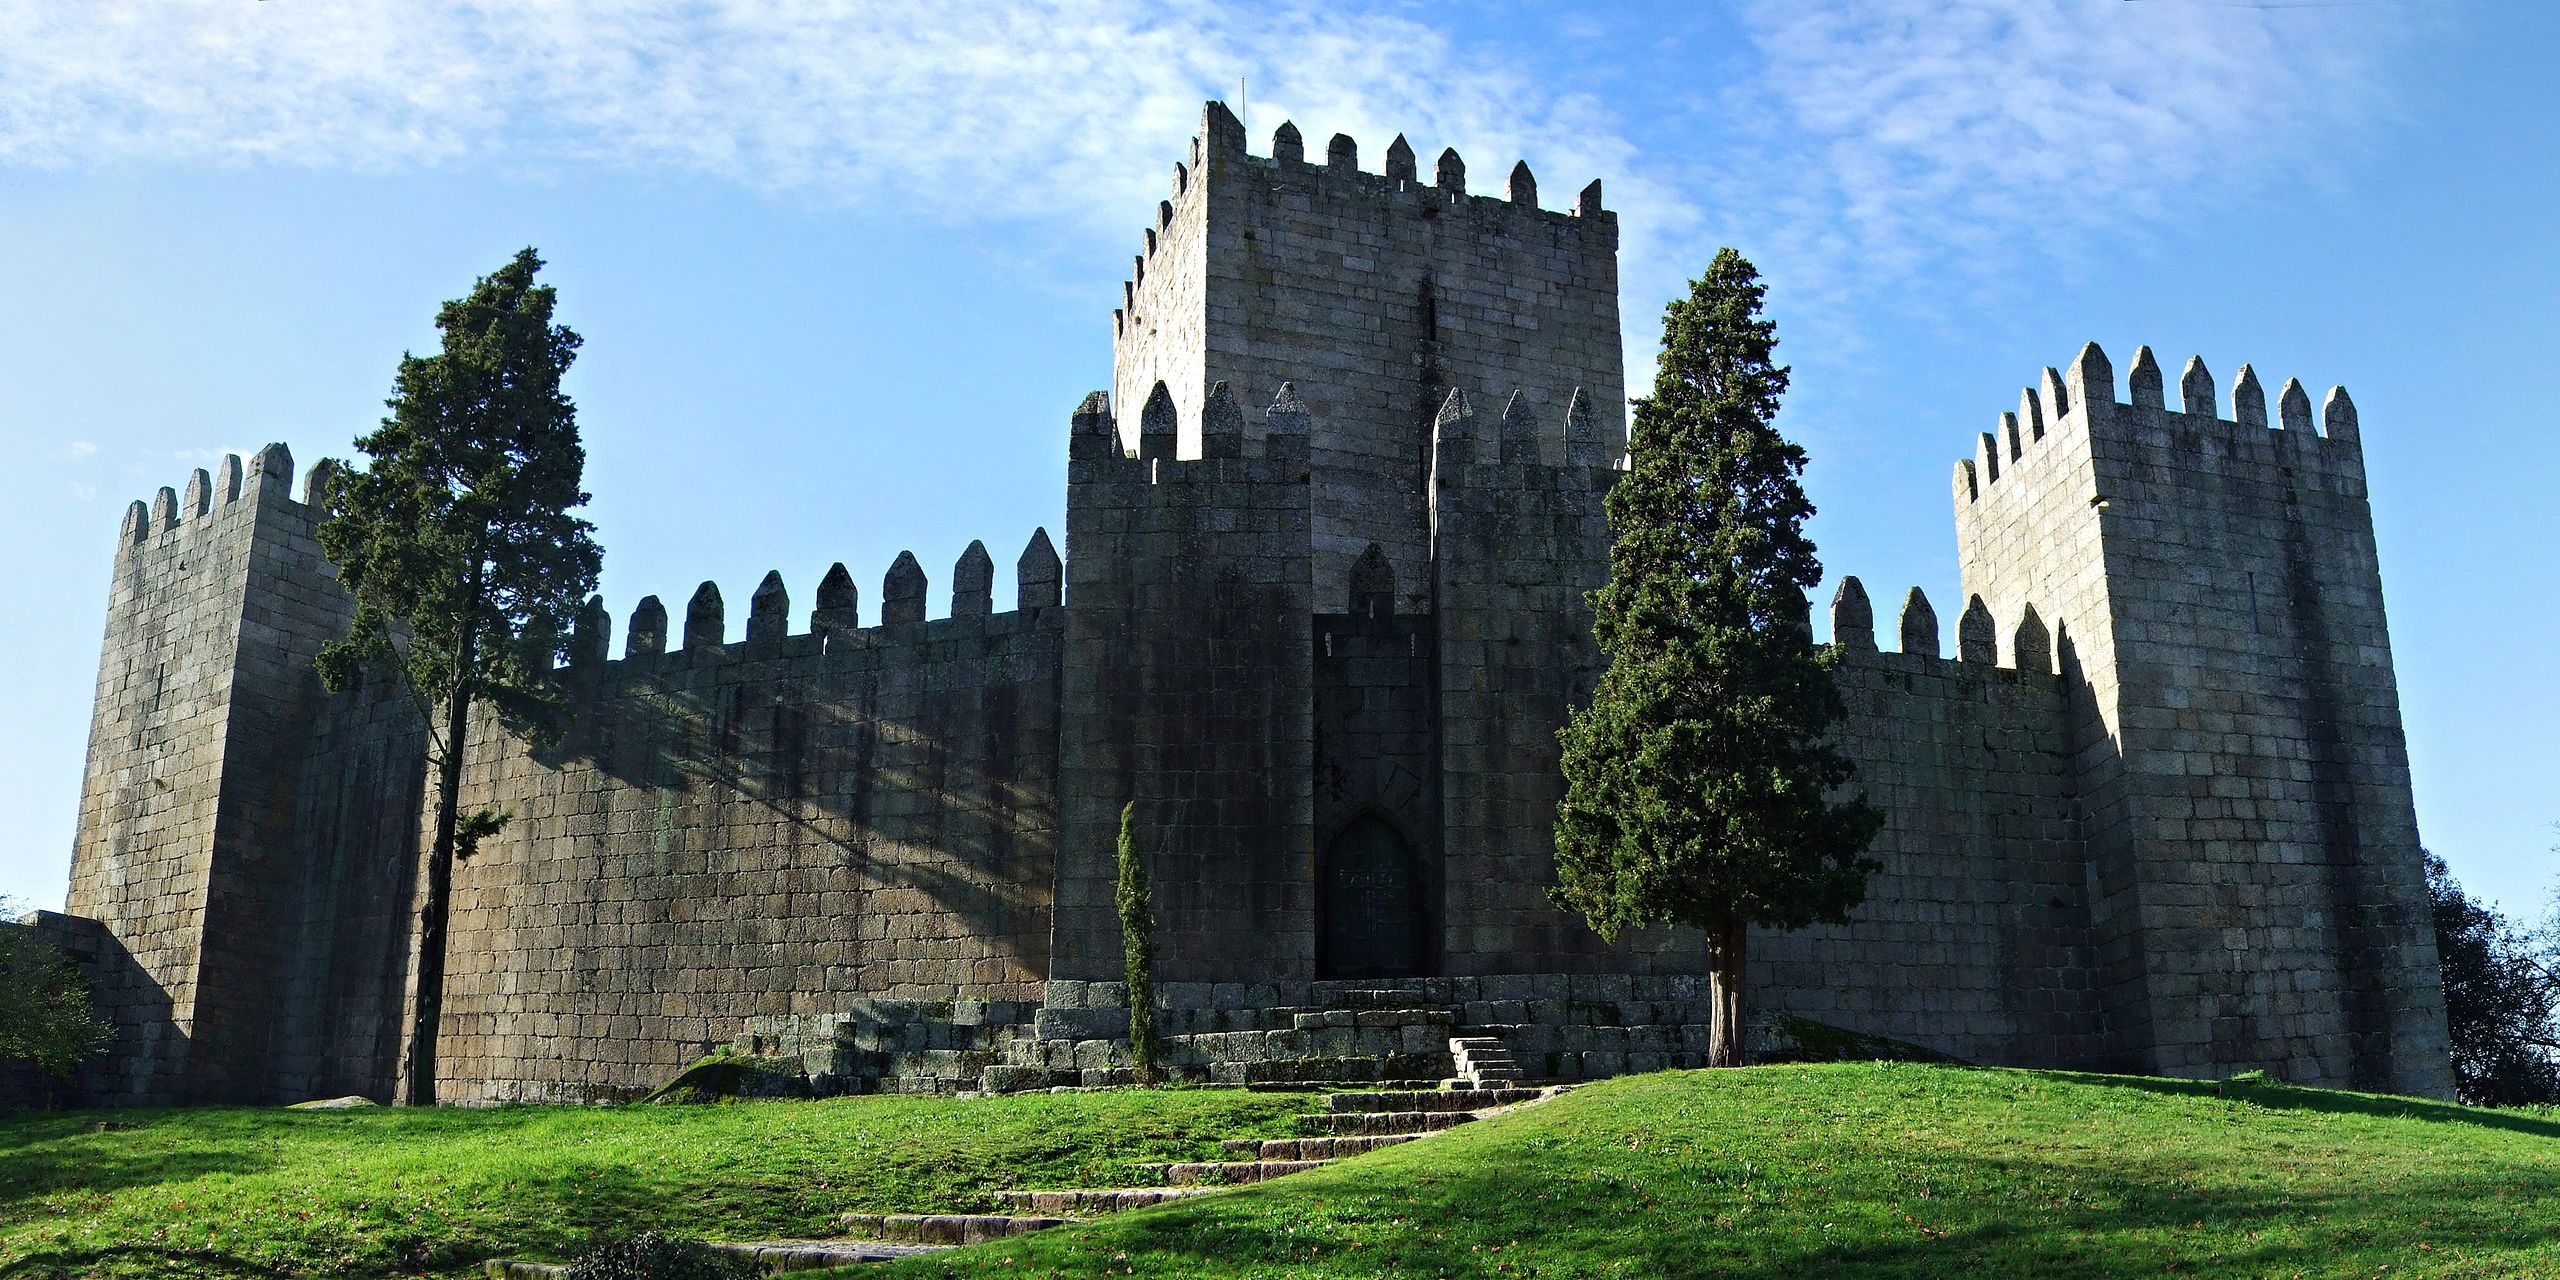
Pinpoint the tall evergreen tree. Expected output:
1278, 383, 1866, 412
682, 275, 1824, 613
1553, 249, 1881, 1068
317, 248, 601, 1106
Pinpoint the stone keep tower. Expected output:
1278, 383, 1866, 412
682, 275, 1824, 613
64, 446, 359, 1102
1054, 103, 1650, 984
1953, 343, 2447, 1093
1109, 102, 1624, 615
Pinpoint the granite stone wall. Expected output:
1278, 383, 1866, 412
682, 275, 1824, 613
1749, 584, 2110, 1069
1427, 388, 1670, 974
268, 667, 428, 1104
423, 550, 1065, 1103
64, 446, 349, 1104
1114, 102, 1623, 616
1955, 344, 2449, 1094
1051, 387, 1317, 985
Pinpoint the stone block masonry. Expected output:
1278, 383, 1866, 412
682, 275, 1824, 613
431, 545, 1066, 1104
50, 99, 2452, 1104
1116, 102, 1623, 617
66, 446, 356, 1104
1052, 382, 1316, 985
1951, 344, 2447, 1095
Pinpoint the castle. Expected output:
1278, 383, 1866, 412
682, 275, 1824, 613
44, 102, 2453, 1105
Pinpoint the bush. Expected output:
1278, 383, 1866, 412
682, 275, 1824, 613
564, 1232, 761, 1280
0, 907, 111, 1076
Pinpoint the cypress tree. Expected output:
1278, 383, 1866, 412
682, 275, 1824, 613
317, 248, 602, 1105
1115, 802, 1161, 1084
1553, 248, 1881, 1068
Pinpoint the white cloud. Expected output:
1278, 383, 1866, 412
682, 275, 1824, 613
0, 1, 2421, 356
58, 441, 97, 461
1710, 0, 2417, 310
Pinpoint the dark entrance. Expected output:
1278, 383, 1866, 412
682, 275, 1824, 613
1319, 815, 1421, 978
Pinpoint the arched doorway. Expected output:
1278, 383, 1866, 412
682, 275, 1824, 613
1320, 815, 1421, 978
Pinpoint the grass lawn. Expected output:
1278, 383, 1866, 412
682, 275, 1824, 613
13, 1065, 2560, 1280
874, 1064, 2560, 1280
0, 1088, 1307, 1278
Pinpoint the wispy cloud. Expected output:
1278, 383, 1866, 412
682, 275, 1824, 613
1710, 0, 2417, 312
0, 2, 2423, 353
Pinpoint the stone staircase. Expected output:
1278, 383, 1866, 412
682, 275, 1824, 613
1448, 1034, 1527, 1088
479, 1082, 1577, 1275
987, 1083, 1566, 1232
719, 976, 1791, 1098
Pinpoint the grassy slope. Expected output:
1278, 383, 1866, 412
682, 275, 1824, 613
0, 1090, 1306, 1278
878, 1064, 2560, 1280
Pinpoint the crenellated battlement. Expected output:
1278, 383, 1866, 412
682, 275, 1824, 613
112, 442, 335, 561
1071, 378, 1319, 477
1826, 576, 2060, 681
587, 529, 1065, 674
1112, 101, 1611, 342
1425, 384, 1626, 475
1955, 342, 2368, 511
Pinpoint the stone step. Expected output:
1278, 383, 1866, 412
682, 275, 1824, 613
1318, 988, 1447, 1010
993, 1187, 1218, 1216
484, 1238, 943, 1278
1298, 1109, 1477, 1137
1223, 1133, 1421, 1160
1450, 1033, 1529, 1088
831, 1213, 1077, 1246
1289, 1008, 1458, 1031
1209, 1058, 1440, 1086
1134, 1159, 1333, 1186
1326, 1087, 1544, 1113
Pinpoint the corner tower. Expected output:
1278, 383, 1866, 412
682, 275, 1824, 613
1112, 102, 1625, 613
1954, 343, 2450, 1095
65, 446, 357, 1103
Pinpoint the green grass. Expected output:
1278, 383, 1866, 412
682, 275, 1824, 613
15, 1065, 2560, 1280
0, 1088, 1307, 1278
874, 1064, 2560, 1279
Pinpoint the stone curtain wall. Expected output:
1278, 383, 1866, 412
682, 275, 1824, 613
65, 446, 351, 1104
1116, 103, 1624, 616
1752, 586, 2109, 1069
422, 557, 1065, 1104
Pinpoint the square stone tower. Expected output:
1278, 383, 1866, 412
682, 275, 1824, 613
1110, 102, 1624, 615
1954, 343, 2450, 1095
65, 446, 359, 1103
1054, 102, 1639, 984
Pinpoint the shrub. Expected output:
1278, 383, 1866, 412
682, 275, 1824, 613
564, 1232, 761, 1280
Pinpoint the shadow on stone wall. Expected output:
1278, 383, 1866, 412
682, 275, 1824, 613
10, 913, 174, 1108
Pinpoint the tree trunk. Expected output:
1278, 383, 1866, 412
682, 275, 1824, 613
1706, 918, 1748, 1068
401, 623, 477, 1107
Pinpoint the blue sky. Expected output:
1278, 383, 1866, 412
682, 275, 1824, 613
1, 1, 2551, 919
